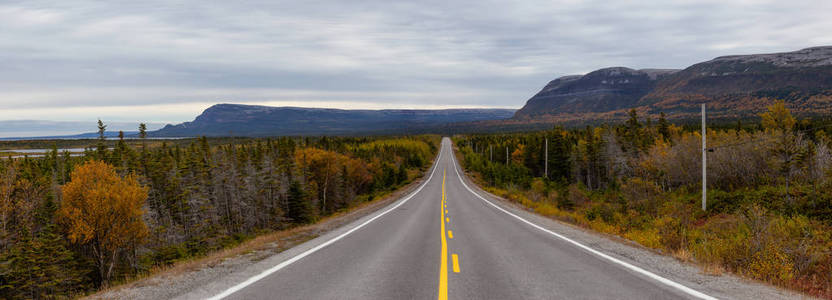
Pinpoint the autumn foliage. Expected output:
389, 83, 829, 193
58, 160, 148, 286
0, 133, 438, 298
456, 103, 832, 298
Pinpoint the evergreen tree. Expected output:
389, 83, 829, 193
138, 123, 147, 140
548, 130, 572, 183
658, 112, 670, 141
396, 163, 408, 184
287, 181, 312, 224
0, 134, 438, 295
96, 119, 108, 160
0, 227, 89, 299
622, 109, 644, 152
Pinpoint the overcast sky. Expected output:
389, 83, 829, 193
1, 0, 831, 128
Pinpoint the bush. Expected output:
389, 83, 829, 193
585, 203, 615, 224
747, 243, 794, 284
625, 227, 662, 249
567, 184, 590, 208
621, 177, 662, 216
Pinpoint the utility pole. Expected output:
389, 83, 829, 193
701, 103, 707, 211
506, 146, 509, 165
544, 138, 548, 178
489, 145, 493, 162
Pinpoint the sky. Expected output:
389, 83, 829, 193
1, 0, 831, 136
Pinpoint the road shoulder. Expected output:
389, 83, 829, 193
453, 160, 812, 300
86, 165, 433, 300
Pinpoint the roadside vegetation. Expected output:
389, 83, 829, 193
0, 123, 438, 299
454, 101, 832, 298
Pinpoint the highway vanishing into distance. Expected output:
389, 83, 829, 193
203, 138, 718, 300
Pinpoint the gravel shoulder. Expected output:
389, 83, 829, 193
454, 166, 814, 300
89, 147, 814, 300
85, 170, 430, 300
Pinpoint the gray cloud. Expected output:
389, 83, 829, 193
0, 0, 830, 125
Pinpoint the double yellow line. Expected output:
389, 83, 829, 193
439, 169, 449, 300
438, 169, 461, 300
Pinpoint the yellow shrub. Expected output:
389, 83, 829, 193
654, 216, 684, 251
747, 243, 794, 284
589, 219, 619, 235
687, 215, 749, 268
534, 202, 560, 217
625, 228, 663, 249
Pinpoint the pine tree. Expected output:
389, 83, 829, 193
396, 163, 408, 184
548, 130, 572, 183
623, 109, 643, 152
287, 181, 312, 224
658, 112, 670, 141
0, 227, 90, 299
138, 123, 147, 140
96, 119, 108, 160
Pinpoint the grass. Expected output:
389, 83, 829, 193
453, 145, 831, 299
85, 164, 431, 298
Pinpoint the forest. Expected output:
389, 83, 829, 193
0, 124, 438, 299
454, 101, 832, 298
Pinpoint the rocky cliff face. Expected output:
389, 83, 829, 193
514, 46, 832, 122
641, 46, 832, 117
151, 104, 516, 137
514, 67, 678, 118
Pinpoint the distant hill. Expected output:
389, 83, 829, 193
0, 120, 163, 140
149, 104, 515, 137
513, 46, 832, 123
0, 131, 142, 141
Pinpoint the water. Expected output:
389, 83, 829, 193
1, 148, 88, 159
1, 148, 88, 154
4, 153, 85, 159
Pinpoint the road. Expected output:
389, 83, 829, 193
208, 138, 714, 300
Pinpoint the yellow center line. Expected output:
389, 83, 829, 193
448, 230, 453, 239
438, 169, 448, 300
452, 254, 461, 273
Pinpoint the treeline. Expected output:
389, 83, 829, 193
0, 124, 438, 299
455, 102, 832, 298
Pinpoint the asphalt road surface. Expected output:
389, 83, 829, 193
209, 138, 716, 300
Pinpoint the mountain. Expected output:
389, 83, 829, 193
149, 104, 515, 137
0, 120, 164, 139
514, 67, 678, 118
0, 131, 139, 141
514, 46, 832, 122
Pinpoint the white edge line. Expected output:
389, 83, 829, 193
207, 147, 444, 300
448, 147, 718, 300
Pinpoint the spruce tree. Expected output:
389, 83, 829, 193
0, 227, 89, 299
658, 112, 670, 141
138, 123, 147, 139
96, 119, 107, 160
287, 181, 312, 224
396, 163, 408, 184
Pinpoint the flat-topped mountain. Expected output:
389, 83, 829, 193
514, 46, 832, 122
709, 46, 832, 67
514, 67, 678, 118
150, 104, 515, 137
